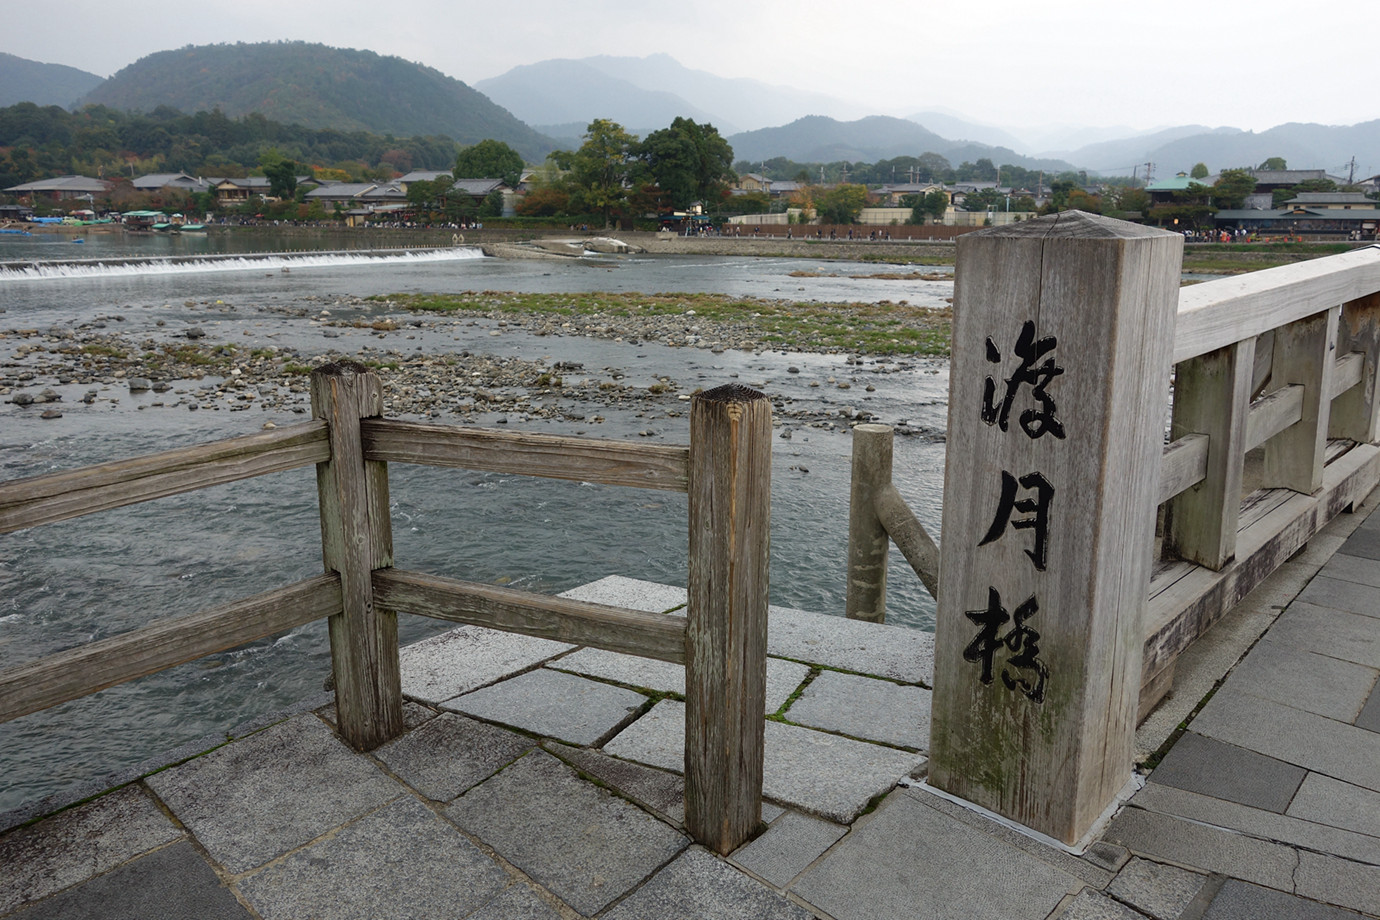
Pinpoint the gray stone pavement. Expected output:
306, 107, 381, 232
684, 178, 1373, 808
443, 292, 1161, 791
4, 495, 1380, 918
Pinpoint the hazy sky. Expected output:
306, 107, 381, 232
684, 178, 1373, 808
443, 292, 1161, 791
7, 0, 1372, 134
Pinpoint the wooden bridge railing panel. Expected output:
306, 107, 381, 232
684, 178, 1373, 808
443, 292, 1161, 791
362, 418, 689, 492
373, 568, 687, 663
1264, 307, 1340, 494
0, 420, 328, 535
1165, 339, 1254, 569
0, 574, 341, 724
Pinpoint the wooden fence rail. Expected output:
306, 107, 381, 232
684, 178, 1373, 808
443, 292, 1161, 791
0, 363, 771, 855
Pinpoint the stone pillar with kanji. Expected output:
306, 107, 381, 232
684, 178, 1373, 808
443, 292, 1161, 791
929, 211, 1183, 845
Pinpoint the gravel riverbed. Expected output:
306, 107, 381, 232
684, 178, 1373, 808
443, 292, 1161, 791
1, 291, 950, 439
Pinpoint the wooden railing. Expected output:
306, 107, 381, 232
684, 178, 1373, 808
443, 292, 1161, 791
0, 362, 771, 855
845, 223, 1380, 843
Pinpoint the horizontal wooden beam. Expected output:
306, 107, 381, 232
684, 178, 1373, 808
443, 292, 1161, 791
0, 421, 329, 534
373, 568, 687, 663
1174, 246, 1380, 363
1245, 384, 1305, 452
0, 574, 342, 724
874, 484, 940, 599
361, 419, 689, 492
1158, 433, 1210, 505
1331, 351, 1365, 399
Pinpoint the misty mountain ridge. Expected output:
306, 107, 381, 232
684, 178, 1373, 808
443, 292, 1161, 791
0, 52, 103, 107
476, 53, 871, 137
5, 46, 1377, 178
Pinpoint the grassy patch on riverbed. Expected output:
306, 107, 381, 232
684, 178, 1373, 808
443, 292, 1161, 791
377, 290, 954, 356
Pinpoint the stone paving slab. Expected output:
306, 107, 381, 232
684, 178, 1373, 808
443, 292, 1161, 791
791, 791, 1078, 920
1105, 857, 1207, 920
464, 884, 565, 920
603, 846, 815, 920
1293, 851, 1380, 915
901, 786, 1114, 889
767, 604, 935, 685
237, 796, 511, 920
730, 809, 848, 887
544, 741, 688, 825
1336, 525, 1380, 561
373, 712, 535, 802
558, 574, 687, 613
1101, 807, 1299, 891
1056, 890, 1147, 920
1318, 552, 1380, 587
1287, 773, 1380, 840
1223, 639, 1379, 722
1201, 878, 1370, 920
1359, 682, 1380, 733
9, 841, 247, 920
446, 750, 688, 916
548, 647, 810, 713
1264, 602, 1380, 669
1191, 687, 1380, 793
1128, 781, 1380, 868
444, 667, 648, 746
1147, 732, 1306, 813
0, 785, 181, 915
785, 669, 931, 750
144, 715, 399, 874
399, 625, 574, 704
1297, 575, 1380, 619
604, 700, 926, 822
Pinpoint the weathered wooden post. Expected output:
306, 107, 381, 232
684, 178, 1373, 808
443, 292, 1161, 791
846, 423, 941, 621
685, 384, 771, 855
311, 362, 403, 750
846, 424, 894, 622
929, 212, 1182, 845
1331, 292, 1380, 444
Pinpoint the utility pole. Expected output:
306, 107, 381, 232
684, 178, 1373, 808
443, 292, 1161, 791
1144, 162, 1155, 183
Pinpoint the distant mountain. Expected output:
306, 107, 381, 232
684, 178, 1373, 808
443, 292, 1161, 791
906, 111, 1028, 151
1065, 120, 1380, 178
0, 52, 103, 107
474, 58, 720, 138
476, 53, 870, 136
727, 115, 1077, 174
78, 41, 556, 160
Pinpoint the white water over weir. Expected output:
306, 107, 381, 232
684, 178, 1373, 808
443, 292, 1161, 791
0, 246, 487, 281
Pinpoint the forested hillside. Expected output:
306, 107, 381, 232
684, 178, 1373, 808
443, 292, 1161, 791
0, 102, 463, 189
79, 42, 555, 161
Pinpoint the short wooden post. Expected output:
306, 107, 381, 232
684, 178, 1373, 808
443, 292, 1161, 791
1165, 339, 1254, 569
685, 384, 771, 855
1265, 307, 1339, 494
846, 424, 894, 622
1330, 292, 1380, 444
929, 212, 1182, 845
311, 362, 402, 750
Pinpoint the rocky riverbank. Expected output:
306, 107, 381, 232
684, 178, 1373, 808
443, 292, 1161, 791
1, 292, 949, 439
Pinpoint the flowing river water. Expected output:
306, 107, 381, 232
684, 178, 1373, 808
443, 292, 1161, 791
0, 230, 953, 815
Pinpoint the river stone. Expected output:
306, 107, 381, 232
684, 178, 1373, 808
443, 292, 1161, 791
128, 378, 152, 392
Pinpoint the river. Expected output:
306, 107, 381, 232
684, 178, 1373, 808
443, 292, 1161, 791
0, 230, 952, 816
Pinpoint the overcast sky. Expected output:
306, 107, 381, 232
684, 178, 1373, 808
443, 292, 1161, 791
7, 0, 1372, 134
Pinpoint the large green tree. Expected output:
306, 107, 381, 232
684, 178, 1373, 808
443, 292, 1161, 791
816, 183, 869, 224
454, 139, 524, 188
635, 117, 735, 211
566, 119, 638, 227
263, 157, 298, 200
1211, 168, 1256, 209
909, 189, 949, 223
